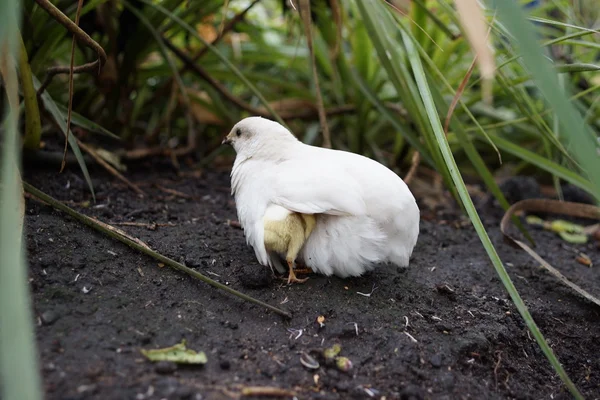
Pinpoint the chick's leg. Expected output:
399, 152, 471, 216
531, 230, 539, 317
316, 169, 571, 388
286, 259, 308, 284
285, 226, 309, 284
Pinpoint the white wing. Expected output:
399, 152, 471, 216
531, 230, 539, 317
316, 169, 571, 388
271, 160, 366, 216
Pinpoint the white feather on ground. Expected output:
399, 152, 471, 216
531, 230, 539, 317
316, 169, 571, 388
226, 116, 420, 278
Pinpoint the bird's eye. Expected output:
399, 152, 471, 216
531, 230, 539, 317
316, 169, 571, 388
235, 128, 242, 137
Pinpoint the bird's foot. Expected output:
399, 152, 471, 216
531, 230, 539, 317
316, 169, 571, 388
287, 274, 309, 285
283, 260, 310, 285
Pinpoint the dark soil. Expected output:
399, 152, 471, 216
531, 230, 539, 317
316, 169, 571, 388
23, 160, 600, 400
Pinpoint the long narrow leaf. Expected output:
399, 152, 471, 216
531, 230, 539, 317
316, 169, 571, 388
56, 104, 121, 140
400, 26, 583, 400
0, 0, 43, 398
33, 74, 96, 201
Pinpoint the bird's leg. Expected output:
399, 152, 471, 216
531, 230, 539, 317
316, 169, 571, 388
286, 259, 309, 284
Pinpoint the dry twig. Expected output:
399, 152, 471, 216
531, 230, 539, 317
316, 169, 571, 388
403, 151, 421, 185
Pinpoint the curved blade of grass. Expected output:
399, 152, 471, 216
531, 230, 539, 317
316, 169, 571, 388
136, 0, 286, 128
55, 104, 121, 140
400, 27, 584, 400
32, 74, 96, 202
496, 0, 600, 202
527, 16, 600, 35
0, 0, 43, 397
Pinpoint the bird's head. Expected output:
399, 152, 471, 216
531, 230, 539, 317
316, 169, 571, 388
222, 116, 297, 156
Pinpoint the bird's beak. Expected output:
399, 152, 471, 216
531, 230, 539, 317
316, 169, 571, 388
221, 136, 232, 145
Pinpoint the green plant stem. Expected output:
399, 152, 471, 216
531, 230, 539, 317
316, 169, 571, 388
17, 29, 41, 150
22, 182, 293, 320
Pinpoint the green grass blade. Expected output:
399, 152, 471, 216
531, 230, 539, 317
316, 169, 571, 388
555, 63, 600, 73
527, 16, 600, 35
0, 0, 43, 398
496, 0, 600, 202
33, 74, 96, 202
400, 27, 584, 400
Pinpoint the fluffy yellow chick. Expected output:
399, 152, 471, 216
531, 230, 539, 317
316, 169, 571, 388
263, 204, 316, 284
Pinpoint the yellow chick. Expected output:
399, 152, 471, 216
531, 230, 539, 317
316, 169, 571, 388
263, 204, 316, 284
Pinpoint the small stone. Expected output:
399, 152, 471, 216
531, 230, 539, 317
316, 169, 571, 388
430, 354, 442, 368
41, 310, 59, 325
184, 256, 201, 269
155, 361, 177, 375
239, 265, 273, 288
225, 321, 239, 330
219, 360, 231, 370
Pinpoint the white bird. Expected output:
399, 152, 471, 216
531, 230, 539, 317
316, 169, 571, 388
222, 116, 420, 281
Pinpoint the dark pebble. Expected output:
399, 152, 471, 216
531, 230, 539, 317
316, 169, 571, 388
499, 176, 541, 204
155, 361, 177, 374
220, 360, 231, 370
225, 321, 239, 330
184, 256, 201, 269
430, 354, 442, 368
453, 331, 489, 354
239, 264, 273, 289
561, 184, 595, 204
41, 310, 59, 325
